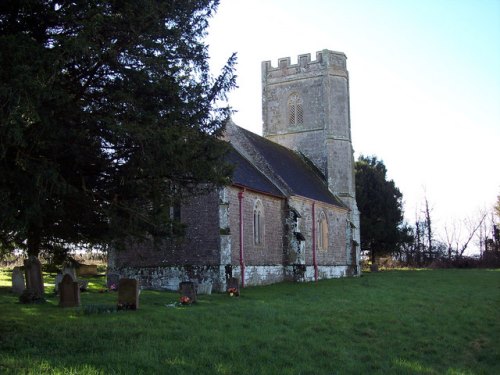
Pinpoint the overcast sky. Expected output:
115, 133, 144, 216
207, 0, 500, 250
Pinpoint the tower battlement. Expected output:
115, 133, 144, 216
262, 50, 347, 79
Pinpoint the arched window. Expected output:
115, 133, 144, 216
288, 93, 303, 126
253, 200, 264, 245
318, 211, 329, 251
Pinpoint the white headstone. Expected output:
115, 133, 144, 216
12, 267, 25, 295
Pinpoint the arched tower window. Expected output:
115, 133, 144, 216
318, 211, 329, 252
253, 200, 264, 245
288, 93, 303, 126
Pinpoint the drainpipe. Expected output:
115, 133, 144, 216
312, 201, 318, 282
238, 190, 245, 288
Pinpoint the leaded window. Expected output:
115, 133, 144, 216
288, 93, 303, 126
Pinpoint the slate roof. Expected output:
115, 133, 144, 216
226, 148, 284, 198
227, 124, 347, 209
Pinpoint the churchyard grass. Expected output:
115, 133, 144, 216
0, 269, 498, 374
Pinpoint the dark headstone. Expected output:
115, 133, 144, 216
62, 265, 78, 282
179, 281, 197, 304
59, 274, 80, 308
106, 272, 120, 290
24, 257, 44, 299
117, 278, 139, 310
227, 277, 240, 296
12, 267, 25, 295
370, 264, 379, 272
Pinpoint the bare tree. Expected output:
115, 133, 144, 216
423, 196, 434, 260
443, 211, 487, 259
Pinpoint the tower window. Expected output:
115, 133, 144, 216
288, 93, 303, 126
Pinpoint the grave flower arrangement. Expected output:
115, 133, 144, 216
179, 295, 191, 305
227, 287, 239, 297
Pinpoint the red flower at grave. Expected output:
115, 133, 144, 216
180, 296, 191, 305
227, 287, 239, 297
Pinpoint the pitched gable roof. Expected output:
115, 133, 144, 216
226, 148, 284, 198
225, 122, 347, 209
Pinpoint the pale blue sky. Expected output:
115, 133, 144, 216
207, 0, 500, 249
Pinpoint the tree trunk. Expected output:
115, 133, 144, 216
370, 248, 379, 272
27, 229, 41, 257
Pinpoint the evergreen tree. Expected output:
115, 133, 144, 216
0, 0, 236, 257
355, 155, 405, 263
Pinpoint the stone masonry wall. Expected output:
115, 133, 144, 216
111, 190, 221, 269
228, 187, 285, 267
288, 196, 349, 266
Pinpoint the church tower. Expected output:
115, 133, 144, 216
262, 49, 360, 245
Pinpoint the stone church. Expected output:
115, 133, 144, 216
108, 49, 361, 291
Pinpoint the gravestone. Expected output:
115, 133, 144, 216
59, 274, 80, 308
179, 281, 197, 304
54, 272, 63, 294
197, 282, 212, 295
62, 265, 78, 281
11, 267, 25, 295
106, 272, 120, 290
24, 257, 44, 299
117, 278, 139, 310
227, 277, 240, 296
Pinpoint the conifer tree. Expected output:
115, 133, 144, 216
355, 155, 406, 263
0, 0, 236, 257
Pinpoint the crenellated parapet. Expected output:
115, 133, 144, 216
262, 49, 347, 81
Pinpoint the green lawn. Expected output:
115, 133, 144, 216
0, 268, 498, 374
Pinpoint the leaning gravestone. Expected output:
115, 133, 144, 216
11, 267, 25, 295
59, 274, 80, 308
106, 272, 120, 290
179, 281, 197, 304
117, 278, 139, 310
24, 257, 44, 299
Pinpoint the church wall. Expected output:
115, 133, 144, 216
228, 187, 284, 265
227, 186, 286, 286
108, 190, 225, 290
288, 196, 349, 267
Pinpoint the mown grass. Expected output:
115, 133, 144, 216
0, 269, 498, 374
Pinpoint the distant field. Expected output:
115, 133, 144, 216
0, 268, 498, 374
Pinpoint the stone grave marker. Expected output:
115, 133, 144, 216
62, 265, 78, 282
24, 257, 44, 299
117, 278, 139, 310
59, 274, 80, 308
227, 277, 240, 296
54, 272, 63, 295
197, 282, 212, 295
106, 272, 120, 290
179, 281, 197, 304
11, 267, 25, 295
